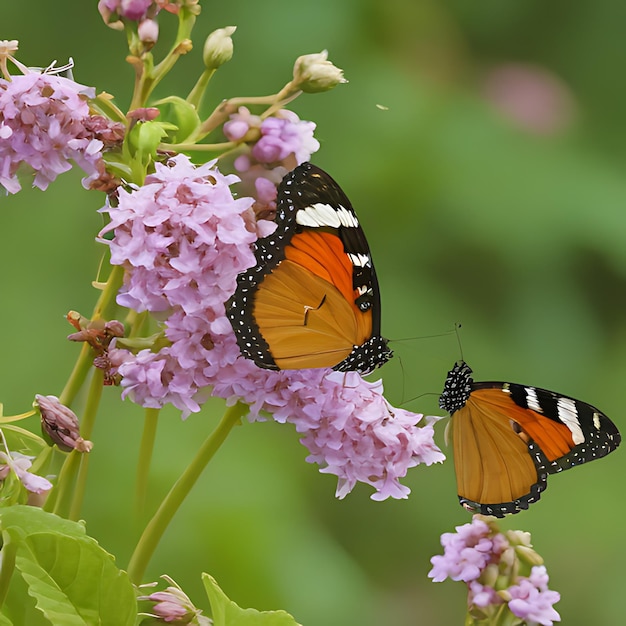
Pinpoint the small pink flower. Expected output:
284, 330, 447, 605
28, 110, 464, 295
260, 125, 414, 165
0, 451, 52, 494
507, 566, 561, 626
429, 518, 503, 583
252, 110, 319, 165
98, 0, 153, 22
139, 575, 208, 624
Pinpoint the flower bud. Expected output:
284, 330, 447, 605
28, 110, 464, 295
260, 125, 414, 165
292, 50, 347, 93
139, 576, 207, 624
35, 394, 93, 453
202, 26, 236, 70
138, 18, 159, 46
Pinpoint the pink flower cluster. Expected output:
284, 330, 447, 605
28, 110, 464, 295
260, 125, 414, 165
0, 72, 103, 194
223, 107, 320, 218
100, 155, 264, 415
102, 154, 444, 499
212, 362, 445, 500
429, 516, 561, 625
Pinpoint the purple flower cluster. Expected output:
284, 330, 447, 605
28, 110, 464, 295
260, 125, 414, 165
223, 107, 320, 218
102, 154, 443, 499
0, 72, 103, 194
429, 516, 561, 625
100, 154, 264, 415
212, 362, 445, 499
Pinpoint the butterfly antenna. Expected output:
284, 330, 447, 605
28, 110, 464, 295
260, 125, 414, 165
454, 322, 464, 362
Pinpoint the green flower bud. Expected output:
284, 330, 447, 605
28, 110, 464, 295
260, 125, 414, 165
292, 50, 347, 93
203, 26, 236, 70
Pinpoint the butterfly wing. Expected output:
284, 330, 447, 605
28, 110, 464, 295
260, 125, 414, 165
451, 390, 548, 517
441, 361, 621, 516
227, 162, 392, 373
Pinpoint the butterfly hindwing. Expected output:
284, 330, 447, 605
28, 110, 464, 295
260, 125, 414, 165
227, 162, 392, 373
440, 361, 620, 516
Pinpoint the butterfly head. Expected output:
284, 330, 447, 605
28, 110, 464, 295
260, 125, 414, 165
439, 360, 473, 413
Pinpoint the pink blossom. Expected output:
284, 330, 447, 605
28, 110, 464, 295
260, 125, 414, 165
0, 451, 52, 494
429, 518, 504, 583
0, 72, 103, 193
223, 106, 260, 142
252, 110, 319, 165
468, 581, 502, 609
98, 0, 153, 22
139, 576, 207, 623
507, 566, 561, 625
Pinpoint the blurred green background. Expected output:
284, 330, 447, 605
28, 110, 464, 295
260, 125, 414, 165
1, 1, 626, 624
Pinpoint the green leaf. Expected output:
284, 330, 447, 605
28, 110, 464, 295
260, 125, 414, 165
155, 96, 201, 143
0, 506, 136, 626
202, 574, 301, 626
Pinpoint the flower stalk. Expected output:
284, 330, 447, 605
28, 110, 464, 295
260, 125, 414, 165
127, 401, 247, 584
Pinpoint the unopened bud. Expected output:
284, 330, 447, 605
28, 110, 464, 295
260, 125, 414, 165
35, 395, 93, 453
292, 50, 347, 93
138, 18, 159, 46
202, 26, 236, 70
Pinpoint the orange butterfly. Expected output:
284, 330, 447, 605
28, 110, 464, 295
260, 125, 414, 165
440, 360, 621, 516
228, 162, 392, 374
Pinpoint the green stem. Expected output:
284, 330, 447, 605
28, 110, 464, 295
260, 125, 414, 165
59, 265, 124, 408
135, 408, 160, 521
67, 368, 104, 521
48, 448, 80, 516
126, 402, 247, 584
187, 68, 216, 110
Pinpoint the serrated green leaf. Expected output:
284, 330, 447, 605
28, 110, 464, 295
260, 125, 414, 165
0, 506, 136, 626
155, 96, 201, 143
202, 574, 301, 626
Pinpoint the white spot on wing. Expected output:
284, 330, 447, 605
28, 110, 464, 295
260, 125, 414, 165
336, 206, 359, 227
295, 203, 359, 229
348, 253, 371, 268
593, 412, 601, 430
525, 388, 542, 413
296, 203, 340, 228
557, 397, 585, 444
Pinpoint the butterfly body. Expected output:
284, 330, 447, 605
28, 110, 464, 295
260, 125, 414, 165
440, 361, 621, 517
228, 162, 392, 374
